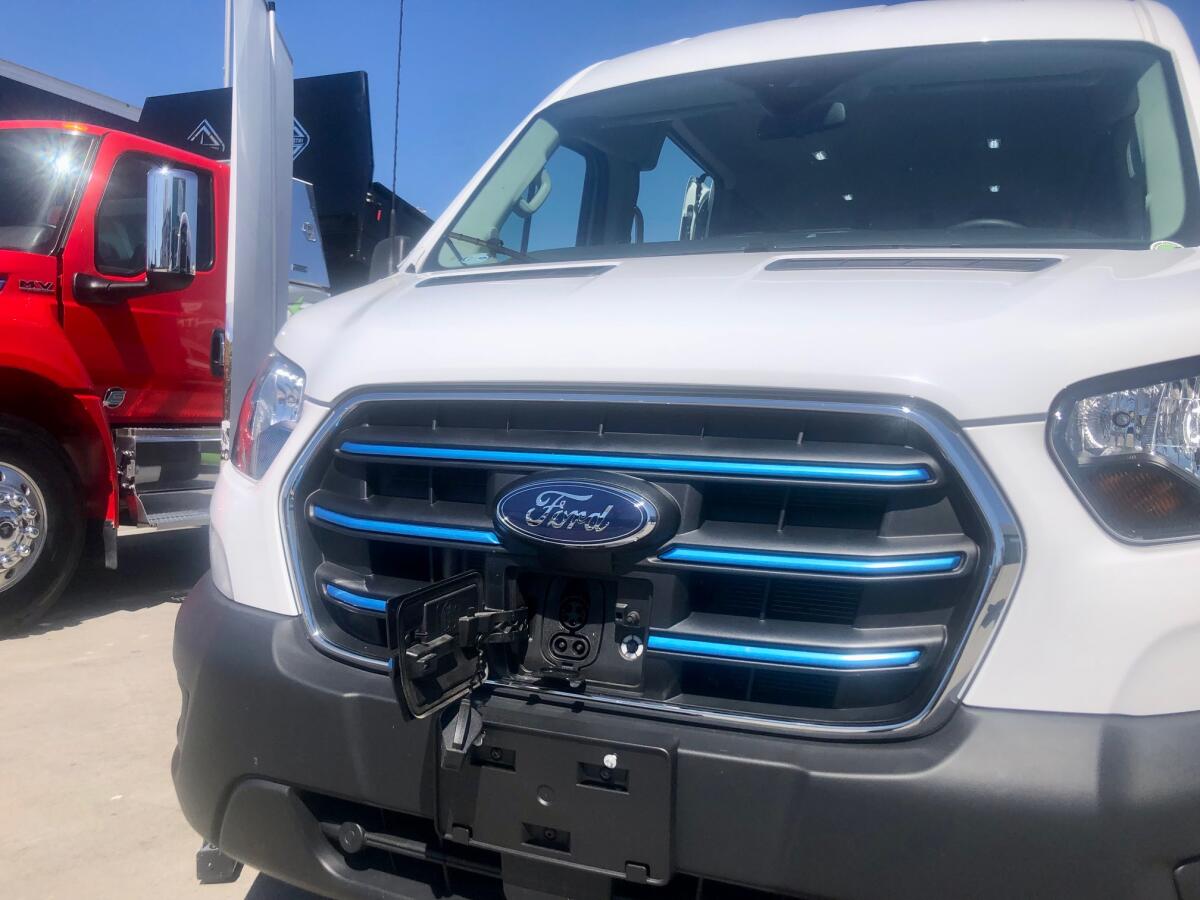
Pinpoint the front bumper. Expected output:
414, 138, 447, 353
174, 576, 1200, 900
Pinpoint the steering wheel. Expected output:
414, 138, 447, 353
950, 217, 1026, 230
513, 169, 552, 218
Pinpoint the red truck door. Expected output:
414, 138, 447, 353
59, 136, 226, 425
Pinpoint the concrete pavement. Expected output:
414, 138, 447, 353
0, 529, 317, 899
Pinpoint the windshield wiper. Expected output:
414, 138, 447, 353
443, 230, 535, 263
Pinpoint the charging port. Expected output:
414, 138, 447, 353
559, 590, 589, 630
549, 632, 590, 662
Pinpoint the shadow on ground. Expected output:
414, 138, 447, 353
27, 528, 210, 635
0, 524, 339, 900
245, 875, 325, 898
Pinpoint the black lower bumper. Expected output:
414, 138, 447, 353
173, 576, 1200, 900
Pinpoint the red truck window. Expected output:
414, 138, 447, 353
95, 153, 214, 276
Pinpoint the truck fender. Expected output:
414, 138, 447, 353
0, 324, 118, 553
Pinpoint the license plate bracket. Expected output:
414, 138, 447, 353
438, 723, 673, 884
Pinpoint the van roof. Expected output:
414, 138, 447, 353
554, 0, 1176, 104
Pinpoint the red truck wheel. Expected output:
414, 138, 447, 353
0, 419, 84, 633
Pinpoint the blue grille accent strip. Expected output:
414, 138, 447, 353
646, 635, 921, 669
338, 442, 932, 484
659, 546, 963, 575
324, 583, 388, 613
311, 505, 502, 546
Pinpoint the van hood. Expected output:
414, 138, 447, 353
276, 249, 1200, 423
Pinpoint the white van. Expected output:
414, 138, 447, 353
174, 3, 1200, 898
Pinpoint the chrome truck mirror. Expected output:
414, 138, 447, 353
75, 166, 199, 303
145, 166, 198, 289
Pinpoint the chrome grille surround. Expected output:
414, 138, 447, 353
279, 387, 1023, 741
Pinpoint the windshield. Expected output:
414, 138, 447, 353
431, 41, 1199, 270
0, 128, 96, 254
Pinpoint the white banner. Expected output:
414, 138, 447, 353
223, 0, 293, 423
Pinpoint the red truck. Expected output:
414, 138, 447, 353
0, 119, 246, 629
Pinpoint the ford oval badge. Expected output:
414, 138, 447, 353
495, 478, 660, 549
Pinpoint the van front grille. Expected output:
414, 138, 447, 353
283, 389, 1020, 738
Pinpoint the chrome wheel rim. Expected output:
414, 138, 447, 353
0, 462, 47, 594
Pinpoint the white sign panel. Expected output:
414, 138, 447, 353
223, 0, 294, 424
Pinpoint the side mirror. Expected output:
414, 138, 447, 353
145, 167, 197, 290
75, 166, 198, 304
288, 179, 331, 311
369, 235, 409, 283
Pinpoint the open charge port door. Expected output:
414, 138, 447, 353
385, 572, 675, 891
385, 571, 526, 720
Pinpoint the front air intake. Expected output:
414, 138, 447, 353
282, 389, 1020, 739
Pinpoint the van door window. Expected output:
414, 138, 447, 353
95, 154, 214, 276
637, 137, 710, 243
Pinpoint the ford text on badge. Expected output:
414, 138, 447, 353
495, 478, 660, 549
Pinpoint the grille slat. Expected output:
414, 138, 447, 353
668, 521, 974, 568
288, 392, 1000, 735
310, 490, 493, 528
649, 613, 945, 670
337, 425, 942, 488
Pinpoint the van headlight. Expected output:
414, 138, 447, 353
232, 353, 306, 479
1050, 358, 1200, 543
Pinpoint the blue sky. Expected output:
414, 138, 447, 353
6, 1, 1200, 216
